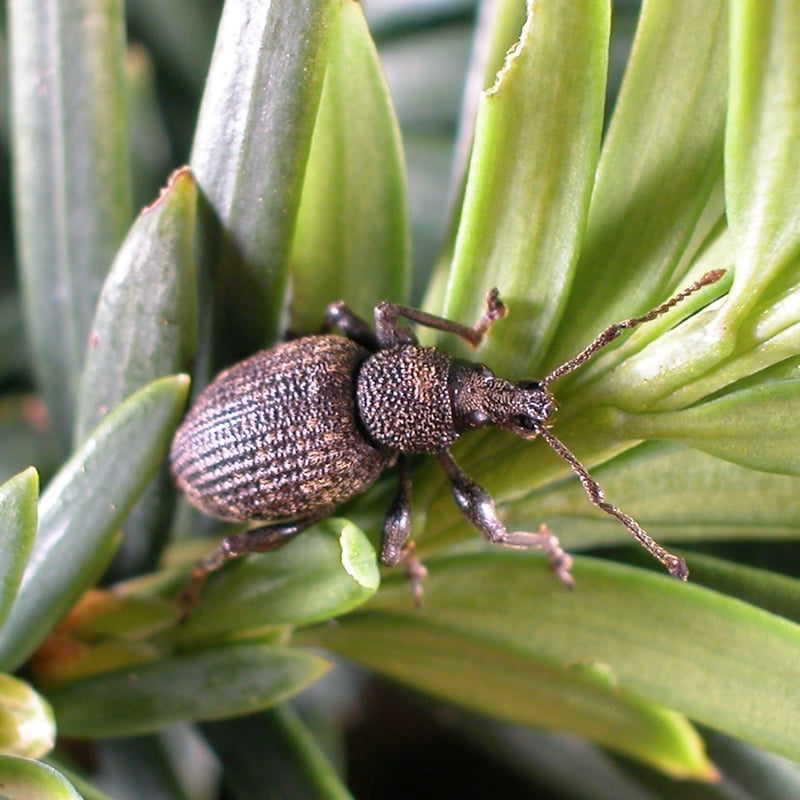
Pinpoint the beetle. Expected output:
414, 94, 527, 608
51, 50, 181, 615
171, 269, 725, 604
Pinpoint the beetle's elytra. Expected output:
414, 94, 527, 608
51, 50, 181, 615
171, 270, 725, 604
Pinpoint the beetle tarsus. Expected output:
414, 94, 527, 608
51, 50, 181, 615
399, 541, 428, 607
176, 521, 310, 617
502, 525, 575, 589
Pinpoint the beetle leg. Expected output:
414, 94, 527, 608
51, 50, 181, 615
323, 301, 380, 351
379, 456, 412, 565
437, 450, 574, 587
379, 456, 427, 604
179, 517, 319, 613
374, 288, 507, 349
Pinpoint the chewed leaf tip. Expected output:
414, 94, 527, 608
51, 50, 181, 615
486, 3, 534, 96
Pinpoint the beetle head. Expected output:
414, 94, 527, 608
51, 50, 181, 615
450, 362, 556, 438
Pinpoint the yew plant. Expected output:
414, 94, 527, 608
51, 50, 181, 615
0, 0, 799, 798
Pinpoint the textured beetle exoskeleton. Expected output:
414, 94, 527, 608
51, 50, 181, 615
171, 270, 726, 608
170, 336, 396, 522
357, 345, 459, 453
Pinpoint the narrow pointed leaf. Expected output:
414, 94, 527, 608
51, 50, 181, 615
320, 554, 800, 760
444, 0, 609, 376
49, 642, 330, 738
9, 0, 132, 445
299, 608, 715, 779
623, 380, 800, 476
289, 0, 408, 331
0, 376, 190, 672
169, 521, 379, 648
191, 0, 338, 359
75, 167, 198, 573
544, 0, 729, 370
724, 0, 800, 318
0, 467, 38, 629
440, 0, 528, 228
77, 166, 197, 441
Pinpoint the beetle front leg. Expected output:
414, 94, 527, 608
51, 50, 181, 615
437, 451, 574, 587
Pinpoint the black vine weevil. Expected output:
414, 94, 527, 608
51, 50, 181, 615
171, 269, 725, 604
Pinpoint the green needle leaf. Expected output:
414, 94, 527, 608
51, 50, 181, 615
544, 0, 729, 370
298, 595, 716, 779
725, 0, 800, 318
76, 165, 198, 443
345, 554, 800, 762
49, 642, 330, 738
0, 376, 189, 672
289, 0, 409, 330
9, 0, 132, 446
74, 167, 198, 572
622, 380, 800, 476
191, 0, 338, 359
0, 467, 38, 630
169, 521, 379, 648
444, 0, 610, 376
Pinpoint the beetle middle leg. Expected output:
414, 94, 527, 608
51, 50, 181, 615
323, 302, 380, 350
379, 455, 428, 603
437, 450, 574, 587
179, 516, 323, 612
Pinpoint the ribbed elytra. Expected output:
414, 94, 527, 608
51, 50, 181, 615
171, 336, 394, 522
171, 270, 725, 608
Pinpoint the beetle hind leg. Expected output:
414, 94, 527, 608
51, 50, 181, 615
178, 516, 322, 615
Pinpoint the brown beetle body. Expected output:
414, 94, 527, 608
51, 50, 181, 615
172, 273, 724, 606
171, 335, 395, 522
